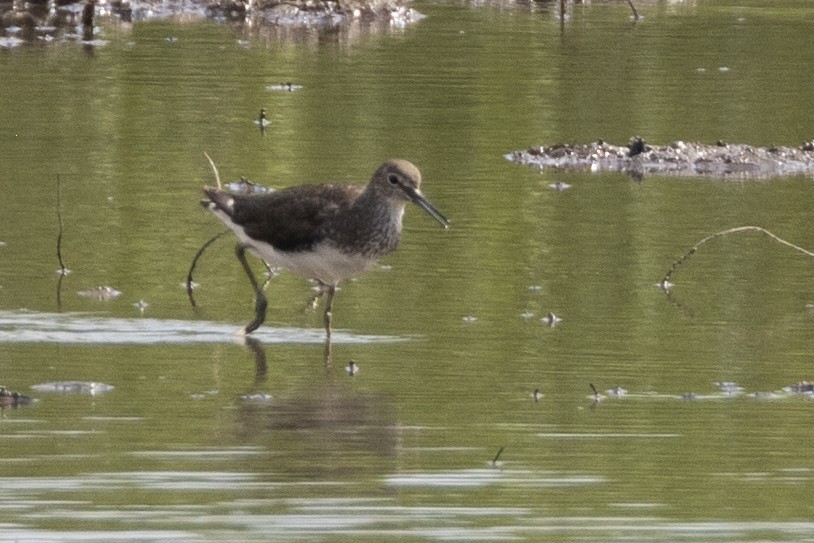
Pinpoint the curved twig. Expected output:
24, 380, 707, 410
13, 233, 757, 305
661, 226, 814, 285
186, 230, 229, 307
204, 151, 222, 190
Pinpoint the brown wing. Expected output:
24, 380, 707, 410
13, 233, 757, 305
208, 184, 363, 253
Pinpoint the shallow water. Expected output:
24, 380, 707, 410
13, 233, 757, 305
2, 0, 814, 541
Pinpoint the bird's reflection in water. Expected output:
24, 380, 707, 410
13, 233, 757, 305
233, 337, 398, 479
242, 336, 268, 383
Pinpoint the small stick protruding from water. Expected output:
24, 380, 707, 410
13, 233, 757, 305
660, 226, 814, 287
55, 174, 68, 309
204, 151, 222, 190
56, 174, 67, 275
490, 446, 505, 469
589, 383, 600, 403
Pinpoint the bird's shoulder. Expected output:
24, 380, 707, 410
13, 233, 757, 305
229, 183, 363, 252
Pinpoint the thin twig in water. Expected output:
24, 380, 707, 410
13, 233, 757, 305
660, 226, 814, 286
204, 151, 222, 190
589, 383, 600, 403
55, 174, 67, 308
186, 230, 229, 307
56, 174, 67, 273
490, 446, 505, 468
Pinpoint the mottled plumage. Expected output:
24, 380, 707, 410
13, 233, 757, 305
201, 159, 448, 338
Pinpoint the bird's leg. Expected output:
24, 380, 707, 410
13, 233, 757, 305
322, 284, 337, 366
235, 243, 268, 335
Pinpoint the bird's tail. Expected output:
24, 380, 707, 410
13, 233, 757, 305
201, 187, 235, 216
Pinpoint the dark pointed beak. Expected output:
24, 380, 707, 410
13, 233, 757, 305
404, 187, 449, 228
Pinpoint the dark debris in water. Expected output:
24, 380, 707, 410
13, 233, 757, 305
507, 138, 814, 180
0, 385, 37, 408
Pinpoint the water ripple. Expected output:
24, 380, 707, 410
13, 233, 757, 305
0, 310, 405, 345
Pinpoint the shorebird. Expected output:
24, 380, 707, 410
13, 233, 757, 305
201, 159, 448, 343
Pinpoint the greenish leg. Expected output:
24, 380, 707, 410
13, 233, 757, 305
235, 243, 268, 335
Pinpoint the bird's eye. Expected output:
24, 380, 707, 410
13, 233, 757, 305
387, 173, 399, 185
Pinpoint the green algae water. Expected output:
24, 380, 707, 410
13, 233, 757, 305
2, 1, 814, 540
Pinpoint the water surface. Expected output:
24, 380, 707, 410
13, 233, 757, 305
2, 0, 814, 540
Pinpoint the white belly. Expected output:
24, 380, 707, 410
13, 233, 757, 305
251, 242, 374, 285
212, 208, 374, 284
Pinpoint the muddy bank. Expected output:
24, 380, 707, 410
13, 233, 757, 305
506, 138, 814, 180
0, 0, 422, 48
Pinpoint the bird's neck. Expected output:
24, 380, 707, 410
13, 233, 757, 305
354, 188, 406, 225
341, 191, 405, 256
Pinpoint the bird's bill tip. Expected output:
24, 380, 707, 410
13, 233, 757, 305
416, 198, 450, 228
410, 191, 449, 228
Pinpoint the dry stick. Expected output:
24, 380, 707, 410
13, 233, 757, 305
489, 446, 505, 469
204, 151, 222, 190
660, 226, 814, 285
55, 173, 68, 309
